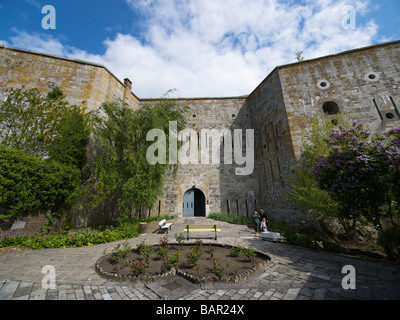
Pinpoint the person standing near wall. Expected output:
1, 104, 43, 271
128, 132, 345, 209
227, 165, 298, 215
253, 211, 260, 235
259, 209, 268, 229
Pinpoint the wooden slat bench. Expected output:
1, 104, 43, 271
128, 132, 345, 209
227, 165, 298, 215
158, 219, 172, 234
183, 224, 221, 240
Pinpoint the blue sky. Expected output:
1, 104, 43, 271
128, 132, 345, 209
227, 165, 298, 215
0, 0, 399, 97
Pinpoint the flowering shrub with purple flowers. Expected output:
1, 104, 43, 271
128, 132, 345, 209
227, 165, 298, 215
314, 122, 400, 242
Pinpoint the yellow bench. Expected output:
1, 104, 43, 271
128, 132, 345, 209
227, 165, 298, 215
183, 224, 221, 240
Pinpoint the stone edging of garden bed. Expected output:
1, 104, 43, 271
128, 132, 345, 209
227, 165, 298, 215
95, 254, 177, 283
95, 243, 271, 286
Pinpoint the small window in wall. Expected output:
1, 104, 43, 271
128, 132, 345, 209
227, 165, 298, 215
317, 80, 330, 90
365, 72, 379, 82
322, 101, 340, 115
386, 112, 395, 120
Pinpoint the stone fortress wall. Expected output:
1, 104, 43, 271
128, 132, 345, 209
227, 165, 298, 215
0, 45, 139, 111
0, 41, 399, 228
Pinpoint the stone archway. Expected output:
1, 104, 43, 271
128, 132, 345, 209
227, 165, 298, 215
182, 188, 206, 217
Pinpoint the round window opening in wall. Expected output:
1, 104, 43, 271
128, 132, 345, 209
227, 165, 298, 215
365, 72, 379, 82
322, 101, 340, 115
386, 112, 395, 120
317, 80, 330, 90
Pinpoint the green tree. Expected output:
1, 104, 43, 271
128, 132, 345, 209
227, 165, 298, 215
0, 87, 90, 169
48, 106, 90, 172
88, 97, 189, 220
0, 87, 67, 157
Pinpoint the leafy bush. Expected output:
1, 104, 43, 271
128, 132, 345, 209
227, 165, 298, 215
0, 221, 140, 249
0, 145, 80, 219
282, 228, 320, 250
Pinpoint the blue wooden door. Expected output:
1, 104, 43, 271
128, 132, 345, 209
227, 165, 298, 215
183, 189, 194, 217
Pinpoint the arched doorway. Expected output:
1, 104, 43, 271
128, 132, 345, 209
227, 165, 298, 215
182, 188, 206, 217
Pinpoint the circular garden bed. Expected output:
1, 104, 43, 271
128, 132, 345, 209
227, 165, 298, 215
96, 239, 270, 285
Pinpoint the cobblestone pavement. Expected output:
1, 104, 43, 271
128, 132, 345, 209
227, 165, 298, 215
1, 218, 400, 300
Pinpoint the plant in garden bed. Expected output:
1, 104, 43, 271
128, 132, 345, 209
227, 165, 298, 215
156, 246, 168, 260
242, 247, 257, 265
136, 241, 152, 267
156, 244, 169, 273
130, 259, 146, 277
111, 241, 132, 264
211, 257, 226, 279
186, 245, 202, 268
208, 243, 215, 258
168, 250, 181, 268
0, 221, 140, 250
159, 235, 169, 247
96, 243, 271, 284
230, 246, 242, 258
175, 233, 185, 247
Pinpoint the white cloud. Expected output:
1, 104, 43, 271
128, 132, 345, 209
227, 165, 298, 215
5, 0, 379, 98
8, 29, 68, 56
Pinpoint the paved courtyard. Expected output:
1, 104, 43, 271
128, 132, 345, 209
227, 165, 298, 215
1, 218, 399, 300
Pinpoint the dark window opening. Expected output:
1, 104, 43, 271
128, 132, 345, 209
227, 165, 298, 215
322, 101, 340, 115
386, 113, 395, 120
